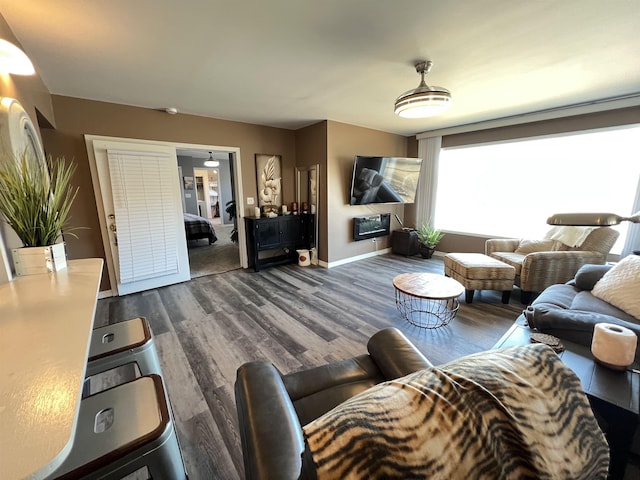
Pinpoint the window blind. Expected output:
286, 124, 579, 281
107, 149, 179, 284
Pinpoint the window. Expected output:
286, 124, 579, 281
435, 125, 640, 254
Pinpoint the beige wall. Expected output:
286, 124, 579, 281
326, 121, 409, 264
443, 106, 640, 148
438, 233, 493, 255
44, 95, 297, 290
402, 136, 420, 228
295, 121, 328, 261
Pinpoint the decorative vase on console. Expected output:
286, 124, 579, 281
0, 150, 81, 276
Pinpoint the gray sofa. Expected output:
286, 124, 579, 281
523, 263, 640, 361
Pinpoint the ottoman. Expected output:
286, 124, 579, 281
444, 253, 516, 304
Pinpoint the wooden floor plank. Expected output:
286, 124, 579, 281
153, 331, 209, 425
177, 410, 240, 480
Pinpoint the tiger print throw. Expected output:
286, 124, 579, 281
302, 344, 609, 479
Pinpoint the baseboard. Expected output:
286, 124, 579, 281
326, 247, 392, 269
98, 289, 115, 299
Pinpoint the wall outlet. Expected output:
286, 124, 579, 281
247, 197, 255, 205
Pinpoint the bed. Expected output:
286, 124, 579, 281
184, 213, 217, 245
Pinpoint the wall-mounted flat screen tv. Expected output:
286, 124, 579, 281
349, 156, 422, 205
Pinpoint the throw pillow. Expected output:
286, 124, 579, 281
515, 239, 555, 254
574, 264, 614, 291
592, 255, 640, 319
302, 344, 608, 480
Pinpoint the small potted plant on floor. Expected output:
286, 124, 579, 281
416, 222, 444, 259
0, 150, 80, 274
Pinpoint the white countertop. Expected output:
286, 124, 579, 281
0, 258, 103, 480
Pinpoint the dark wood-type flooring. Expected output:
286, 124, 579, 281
95, 254, 526, 479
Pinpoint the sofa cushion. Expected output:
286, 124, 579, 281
302, 345, 608, 480
490, 252, 525, 274
515, 239, 555, 254
530, 284, 578, 310
592, 255, 640, 319
571, 291, 639, 324
283, 354, 385, 426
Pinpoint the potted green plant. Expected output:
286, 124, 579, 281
0, 150, 80, 275
416, 223, 444, 259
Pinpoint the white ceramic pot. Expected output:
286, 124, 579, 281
12, 242, 67, 276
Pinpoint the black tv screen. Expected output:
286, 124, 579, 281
349, 156, 422, 205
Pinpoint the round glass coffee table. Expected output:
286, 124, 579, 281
393, 273, 465, 328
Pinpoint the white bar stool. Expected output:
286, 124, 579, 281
49, 375, 187, 479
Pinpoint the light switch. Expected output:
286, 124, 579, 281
247, 197, 255, 205
185, 193, 191, 198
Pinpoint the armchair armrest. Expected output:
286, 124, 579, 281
520, 251, 607, 292
486, 238, 519, 255
235, 362, 306, 480
367, 328, 433, 379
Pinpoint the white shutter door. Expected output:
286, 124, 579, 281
107, 149, 179, 284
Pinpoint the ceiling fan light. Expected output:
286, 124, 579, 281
394, 87, 452, 118
394, 60, 451, 118
0, 39, 35, 75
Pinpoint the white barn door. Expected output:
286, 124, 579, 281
87, 137, 190, 295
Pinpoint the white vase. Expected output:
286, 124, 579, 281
12, 242, 67, 276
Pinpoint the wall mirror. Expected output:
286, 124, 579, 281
296, 164, 319, 251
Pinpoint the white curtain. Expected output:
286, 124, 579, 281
620, 174, 640, 258
415, 136, 442, 228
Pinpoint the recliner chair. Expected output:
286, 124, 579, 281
234, 328, 432, 480
486, 226, 619, 303
234, 328, 610, 480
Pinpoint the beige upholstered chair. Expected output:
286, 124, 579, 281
486, 227, 620, 303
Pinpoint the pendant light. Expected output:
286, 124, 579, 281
204, 152, 219, 168
394, 61, 451, 118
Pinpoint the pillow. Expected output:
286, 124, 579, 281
592, 255, 640, 319
574, 264, 613, 291
302, 345, 608, 480
551, 240, 572, 251
515, 239, 555, 254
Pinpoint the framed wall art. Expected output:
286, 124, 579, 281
255, 154, 282, 211
183, 176, 194, 190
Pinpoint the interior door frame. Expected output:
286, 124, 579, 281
86, 135, 247, 296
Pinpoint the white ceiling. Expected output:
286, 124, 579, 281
2, 1, 639, 136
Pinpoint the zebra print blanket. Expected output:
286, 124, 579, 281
303, 344, 609, 480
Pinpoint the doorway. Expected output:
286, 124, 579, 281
86, 136, 247, 296
193, 168, 221, 224
177, 148, 241, 278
